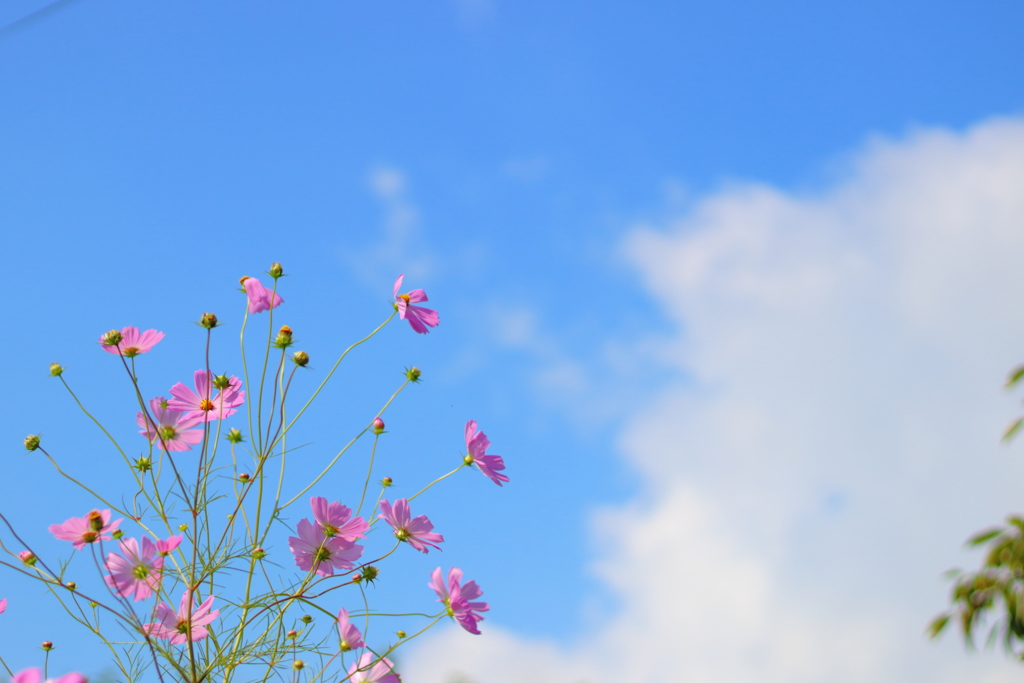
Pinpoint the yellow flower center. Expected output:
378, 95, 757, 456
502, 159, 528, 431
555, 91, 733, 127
399, 294, 411, 304
200, 398, 215, 411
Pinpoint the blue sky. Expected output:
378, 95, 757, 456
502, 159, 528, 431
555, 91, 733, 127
2, 2, 1024, 681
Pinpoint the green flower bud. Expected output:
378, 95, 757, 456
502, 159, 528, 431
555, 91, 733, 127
362, 565, 379, 583
380, 477, 393, 487
252, 547, 266, 560
41, 641, 53, 651
178, 524, 188, 532
112, 529, 124, 540
227, 428, 244, 444
65, 582, 76, 591
101, 329, 123, 347
200, 312, 219, 329
134, 457, 152, 473
396, 630, 407, 639
239, 472, 251, 483
292, 660, 304, 671
292, 351, 309, 367
274, 325, 293, 349
212, 373, 232, 390
287, 629, 298, 639
24, 434, 40, 451
269, 262, 284, 279
301, 614, 312, 624
404, 366, 422, 382
49, 363, 63, 377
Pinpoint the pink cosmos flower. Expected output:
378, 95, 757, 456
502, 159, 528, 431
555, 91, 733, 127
310, 497, 369, 544
104, 537, 163, 601
100, 326, 164, 357
49, 509, 123, 550
11, 668, 86, 683
156, 534, 183, 556
0, 598, 6, 613
336, 607, 364, 652
393, 274, 439, 334
378, 499, 444, 553
288, 519, 364, 577
347, 653, 400, 683
144, 590, 219, 644
464, 420, 508, 487
430, 566, 489, 635
137, 396, 204, 452
243, 277, 284, 314
167, 371, 245, 422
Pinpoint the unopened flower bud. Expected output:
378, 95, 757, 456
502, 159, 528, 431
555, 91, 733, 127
87, 511, 104, 532
112, 529, 124, 540
274, 325, 293, 349
301, 614, 312, 624
239, 473, 250, 483
287, 629, 298, 639
89, 601, 97, 608
24, 434, 40, 451
396, 630, 406, 639
381, 477, 393, 487
362, 565, 379, 583
49, 363, 63, 377
405, 366, 422, 382
65, 582, 76, 591
41, 641, 53, 651
269, 262, 284, 279
372, 417, 385, 435
292, 351, 309, 367
200, 312, 219, 329
227, 428, 244, 444
101, 329, 123, 347
352, 573, 363, 583
178, 524, 188, 532
19, 551, 36, 566
252, 547, 266, 560
212, 373, 232, 390
292, 660, 304, 671
134, 457, 152, 473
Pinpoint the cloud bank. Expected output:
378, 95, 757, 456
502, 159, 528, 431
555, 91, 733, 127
405, 117, 1024, 682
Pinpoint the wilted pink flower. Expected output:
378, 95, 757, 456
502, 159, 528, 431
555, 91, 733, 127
144, 590, 219, 644
243, 277, 284, 314
11, 668, 86, 683
464, 420, 508, 486
100, 326, 164, 357
49, 509, 122, 550
288, 519, 364, 577
156, 535, 183, 556
393, 274, 439, 334
336, 607, 364, 652
168, 371, 245, 422
310, 497, 368, 543
137, 397, 204, 452
104, 537, 163, 601
347, 653, 400, 683
430, 566, 489, 635
379, 499, 444, 553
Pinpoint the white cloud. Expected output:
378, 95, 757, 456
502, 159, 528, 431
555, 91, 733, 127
405, 117, 1024, 681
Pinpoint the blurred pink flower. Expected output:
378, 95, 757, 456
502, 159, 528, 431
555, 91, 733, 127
104, 537, 163, 602
156, 534, 183, 556
168, 371, 245, 422
136, 396, 204, 452
49, 509, 122, 550
393, 274, 439, 334
430, 566, 489, 635
378, 499, 444, 553
0, 598, 6, 613
288, 518, 364, 577
100, 326, 164, 357
348, 653, 400, 683
464, 420, 509, 486
144, 590, 219, 644
243, 277, 283, 314
11, 668, 86, 683
310, 497, 368, 543
336, 607, 364, 652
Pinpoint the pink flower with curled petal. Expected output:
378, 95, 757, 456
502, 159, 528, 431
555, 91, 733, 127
137, 397, 204, 452
11, 668, 87, 683
430, 566, 489, 635
393, 274, 439, 334
379, 499, 444, 553
168, 371, 245, 422
243, 277, 284, 314
464, 420, 508, 486
347, 653, 400, 683
49, 509, 122, 550
156, 534, 183, 556
104, 537, 163, 601
100, 326, 164, 357
336, 607, 364, 652
144, 590, 219, 644
288, 519, 364, 577
310, 497, 368, 543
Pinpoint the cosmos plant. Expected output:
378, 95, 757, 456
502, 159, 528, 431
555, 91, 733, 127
2, 264, 509, 683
